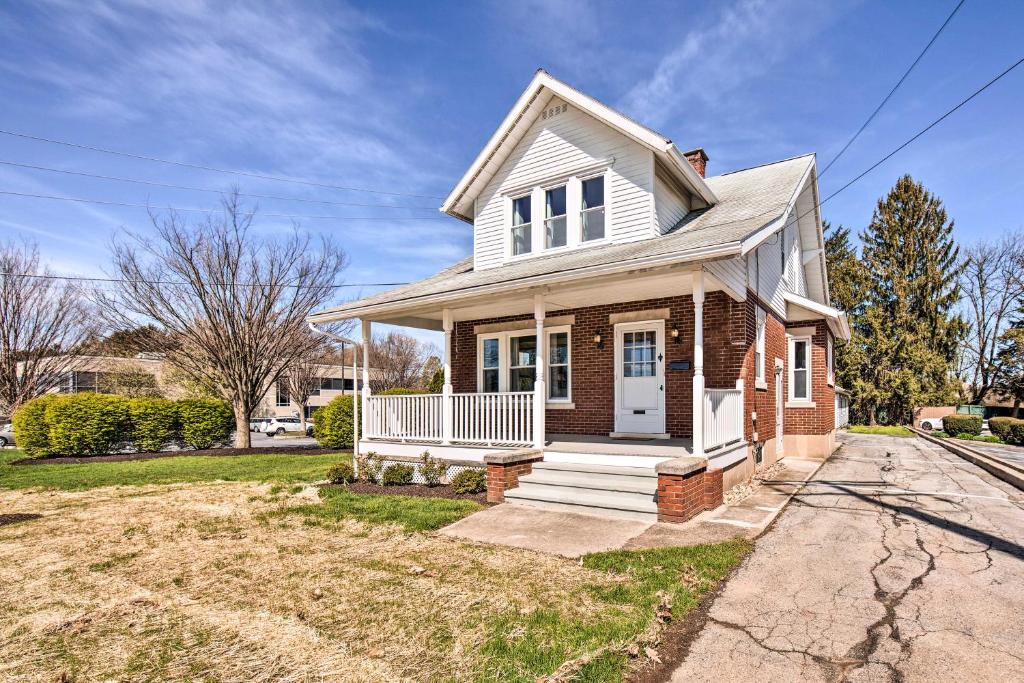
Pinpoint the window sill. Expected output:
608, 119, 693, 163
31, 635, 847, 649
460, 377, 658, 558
755, 380, 768, 391
785, 400, 817, 409
546, 401, 575, 410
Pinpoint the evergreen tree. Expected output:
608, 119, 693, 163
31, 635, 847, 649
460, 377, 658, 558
858, 175, 966, 424
995, 304, 1024, 417
824, 222, 869, 421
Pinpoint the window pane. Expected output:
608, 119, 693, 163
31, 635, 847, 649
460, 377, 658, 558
512, 196, 531, 225
510, 367, 535, 391
545, 186, 566, 218
582, 206, 605, 241
549, 332, 568, 365
794, 369, 808, 399
510, 335, 536, 368
582, 177, 604, 208
483, 338, 499, 369
794, 341, 807, 370
483, 368, 499, 392
549, 366, 569, 399
546, 216, 567, 248
512, 223, 532, 255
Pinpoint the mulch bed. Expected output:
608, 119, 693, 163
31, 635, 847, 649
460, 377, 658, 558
321, 481, 490, 505
11, 445, 342, 466
0, 513, 43, 527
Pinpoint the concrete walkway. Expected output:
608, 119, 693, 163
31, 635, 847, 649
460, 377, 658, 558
438, 457, 822, 557
669, 431, 1024, 682
951, 437, 1024, 470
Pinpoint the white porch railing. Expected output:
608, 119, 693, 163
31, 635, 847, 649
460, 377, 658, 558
364, 392, 534, 447
365, 394, 443, 442
704, 387, 744, 451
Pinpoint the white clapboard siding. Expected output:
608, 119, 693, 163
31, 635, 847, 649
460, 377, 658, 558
745, 224, 788, 319
473, 95, 654, 270
704, 258, 747, 300
654, 173, 690, 235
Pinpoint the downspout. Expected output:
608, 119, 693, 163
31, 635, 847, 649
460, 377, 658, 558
308, 322, 361, 465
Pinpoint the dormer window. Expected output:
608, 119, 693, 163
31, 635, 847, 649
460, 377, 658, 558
545, 186, 567, 249
511, 195, 532, 256
581, 176, 605, 241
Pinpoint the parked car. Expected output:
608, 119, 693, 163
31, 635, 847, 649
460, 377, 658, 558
265, 417, 302, 436
0, 423, 15, 447
249, 417, 272, 433
919, 417, 943, 431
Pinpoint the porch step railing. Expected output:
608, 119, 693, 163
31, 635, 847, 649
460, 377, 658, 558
365, 394, 443, 442
452, 392, 533, 446
704, 387, 744, 451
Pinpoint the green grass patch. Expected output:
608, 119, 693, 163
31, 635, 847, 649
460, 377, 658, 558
477, 539, 751, 682
88, 551, 140, 572
847, 425, 914, 438
0, 449, 350, 491
277, 486, 482, 532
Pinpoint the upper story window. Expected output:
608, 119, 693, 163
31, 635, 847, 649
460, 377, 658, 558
545, 186, 567, 249
511, 195, 532, 256
581, 176, 605, 242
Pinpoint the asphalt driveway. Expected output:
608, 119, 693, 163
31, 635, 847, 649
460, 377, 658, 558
670, 431, 1024, 682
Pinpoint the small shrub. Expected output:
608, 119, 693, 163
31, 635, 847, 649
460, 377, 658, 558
326, 461, 356, 484
129, 397, 179, 452
450, 468, 486, 494
381, 463, 414, 486
357, 452, 384, 484
313, 395, 354, 448
419, 451, 448, 487
989, 417, 1018, 443
973, 435, 1002, 443
176, 398, 233, 449
45, 393, 131, 456
955, 432, 977, 441
941, 414, 982, 437
11, 394, 59, 457
1010, 420, 1024, 446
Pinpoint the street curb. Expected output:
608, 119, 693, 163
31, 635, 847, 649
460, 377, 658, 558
910, 427, 1024, 491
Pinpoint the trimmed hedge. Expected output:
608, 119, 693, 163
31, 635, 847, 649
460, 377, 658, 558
941, 414, 982, 438
313, 395, 354, 449
129, 397, 179, 452
12, 394, 60, 457
450, 468, 486, 494
378, 388, 429, 395
326, 461, 356, 484
381, 463, 415, 486
176, 398, 234, 449
989, 417, 1024, 444
45, 393, 131, 456
1013, 421, 1024, 446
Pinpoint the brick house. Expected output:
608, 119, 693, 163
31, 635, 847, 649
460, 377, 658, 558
309, 71, 849, 523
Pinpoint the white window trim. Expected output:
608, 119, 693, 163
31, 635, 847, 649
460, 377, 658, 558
476, 325, 572, 403
579, 171, 609, 246
755, 306, 767, 389
509, 193, 533, 258
544, 184, 568, 250
787, 334, 813, 405
827, 336, 834, 386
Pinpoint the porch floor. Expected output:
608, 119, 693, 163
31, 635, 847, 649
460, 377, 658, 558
545, 433, 694, 457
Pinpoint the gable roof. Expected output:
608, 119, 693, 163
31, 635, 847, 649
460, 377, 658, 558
311, 154, 815, 322
440, 69, 718, 222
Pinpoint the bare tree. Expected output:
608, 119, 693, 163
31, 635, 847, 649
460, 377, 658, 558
96, 193, 347, 447
959, 232, 1024, 402
369, 331, 438, 392
285, 343, 327, 432
0, 241, 97, 417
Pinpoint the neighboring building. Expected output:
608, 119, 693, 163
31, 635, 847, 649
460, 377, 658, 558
309, 70, 850, 522
50, 354, 369, 420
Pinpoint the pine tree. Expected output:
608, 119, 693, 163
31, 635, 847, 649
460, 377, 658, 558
995, 303, 1024, 417
824, 222, 869, 421
858, 175, 966, 424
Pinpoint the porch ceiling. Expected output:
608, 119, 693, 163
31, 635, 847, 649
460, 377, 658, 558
372, 262, 735, 330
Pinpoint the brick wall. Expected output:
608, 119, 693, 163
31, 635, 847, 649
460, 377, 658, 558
451, 291, 748, 438
783, 319, 835, 435
748, 295, 788, 445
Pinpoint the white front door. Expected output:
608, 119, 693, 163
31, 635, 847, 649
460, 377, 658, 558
614, 321, 666, 435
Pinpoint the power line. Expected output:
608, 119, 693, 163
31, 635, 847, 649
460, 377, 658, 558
0, 159, 437, 210
0, 128, 447, 200
819, 0, 966, 177
0, 270, 408, 289
0, 189, 449, 221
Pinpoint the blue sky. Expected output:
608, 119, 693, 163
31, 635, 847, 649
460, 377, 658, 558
1, 0, 1022, 344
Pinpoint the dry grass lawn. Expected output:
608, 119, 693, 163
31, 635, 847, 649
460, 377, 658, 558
0, 481, 743, 682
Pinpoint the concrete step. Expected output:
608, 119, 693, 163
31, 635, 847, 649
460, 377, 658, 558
532, 460, 658, 478
513, 480, 657, 507
517, 469, 657, 494
505, 482, 658, 521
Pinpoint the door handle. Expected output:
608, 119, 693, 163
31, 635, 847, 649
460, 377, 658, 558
658, 353, 663, 362
659, 385, 664, 391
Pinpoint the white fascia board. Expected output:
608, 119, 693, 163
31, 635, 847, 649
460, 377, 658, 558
738, 156, 815, 257
308, 242, 741, 323
782, 290, 851, 341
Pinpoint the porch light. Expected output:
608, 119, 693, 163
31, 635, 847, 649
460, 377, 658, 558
670, 326, 680, 343
593, 331, 604, 349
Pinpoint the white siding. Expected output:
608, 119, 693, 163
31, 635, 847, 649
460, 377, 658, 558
473, 96, 654, 270
654, 173, 689, 234
782, 215, 808, 296
705, 258, 747, 300
745, 227, 788, 319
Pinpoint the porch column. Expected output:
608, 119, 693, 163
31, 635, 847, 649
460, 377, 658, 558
692, 271, 705, 458
361, 319, 372, 442
533, 294, 546, 449
442, 308, 453, 445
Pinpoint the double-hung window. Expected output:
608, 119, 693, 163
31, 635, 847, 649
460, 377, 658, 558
755, 307, 766, 385
511, 195, 532, 256
478, 327, 572, 401
545, 186, 567, 249
789, 336, 811, 402
581, 176, 605, 242
276, 380, 291, 406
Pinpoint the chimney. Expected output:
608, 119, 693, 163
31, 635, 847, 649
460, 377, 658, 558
683, 148, 709, 178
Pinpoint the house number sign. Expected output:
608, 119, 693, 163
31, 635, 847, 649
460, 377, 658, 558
542, 103, 568, 120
